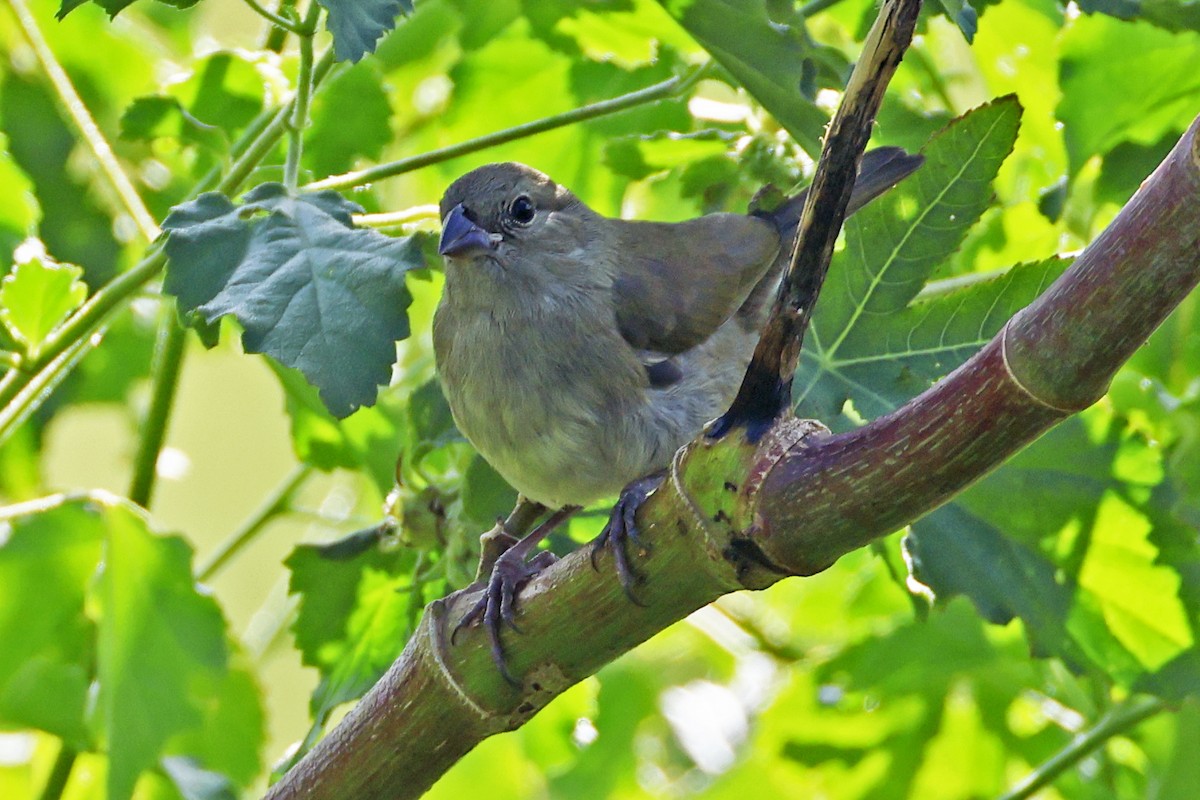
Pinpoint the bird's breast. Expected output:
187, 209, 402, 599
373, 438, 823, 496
433, 298, 653, 507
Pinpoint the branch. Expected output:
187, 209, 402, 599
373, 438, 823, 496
264, 110, 1200, 800
713, 0, 920, 437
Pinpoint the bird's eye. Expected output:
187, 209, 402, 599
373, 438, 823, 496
509, 195, 536, 226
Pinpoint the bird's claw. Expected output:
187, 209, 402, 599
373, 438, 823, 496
590, 473, 663, 604
453, 547, 558, 685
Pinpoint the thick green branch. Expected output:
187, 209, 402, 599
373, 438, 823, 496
262, 111, 1200, 800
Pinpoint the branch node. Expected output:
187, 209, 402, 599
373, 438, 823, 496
1000, 319, 1099, 413
425, 598, 499, 726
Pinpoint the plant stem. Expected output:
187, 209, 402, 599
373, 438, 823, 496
128, 310, 188, 509
997, 696, 1169, 800
305, 62, 713, 192
196, 465, 313, 582
36, 743, 77, 800
283, 5, 321, 190
6, 0, 159, 242
241, 0, 306, 34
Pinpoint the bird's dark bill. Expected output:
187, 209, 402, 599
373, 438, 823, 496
439, 203, 494, 257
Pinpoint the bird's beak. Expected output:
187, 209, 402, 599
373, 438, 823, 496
438, 203, 495, 257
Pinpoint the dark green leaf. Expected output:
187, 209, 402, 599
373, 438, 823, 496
797, 98, 1029, 421
57, 0, 201, 21
935, 0, 979, 41
462, 455, 518, 525
316, 0, 413, 63
0, 74, 120, 288
162, 184, 425, 417
906, 503, 1087, 666
658, 0, 828, 153
305, 62, 393, 176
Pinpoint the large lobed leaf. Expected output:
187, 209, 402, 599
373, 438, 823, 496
796, 96, 1049, 423
162, 183, 426, 418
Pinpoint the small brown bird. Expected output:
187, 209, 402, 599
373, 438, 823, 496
434, 148, 922, 677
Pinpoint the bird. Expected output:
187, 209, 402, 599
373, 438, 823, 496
433, 147, 923, 680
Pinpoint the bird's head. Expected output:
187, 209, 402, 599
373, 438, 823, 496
438, 162, 605, 304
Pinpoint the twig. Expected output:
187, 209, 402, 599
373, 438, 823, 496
196, 465, 313, 582
7, 0, 159, 241
711, 0, 923, 440
997, 696, 1169, 800
304, 62, 713, 192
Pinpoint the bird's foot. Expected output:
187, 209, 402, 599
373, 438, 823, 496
590, 472, 665, 603
453, 504, 578, 684
454, 546, 557, 684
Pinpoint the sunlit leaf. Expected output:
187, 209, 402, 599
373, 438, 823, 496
1058, 15, 1200, 175
797, 98, 1028, 422
162, 184, 426, 417
0, 256, 88, 356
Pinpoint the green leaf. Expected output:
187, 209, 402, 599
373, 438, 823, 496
658, 0, 828, 153
92, 502, 229, 800
0, 497, 243, 800
0, 501, 102, 746
906, 503, 1089, 668
160, 756, 237, 800
796, 97, 1030, 421
57, 0, 201, 21
935, 0, 980, 41
316, 0, 414, 63
0, 74, 121, 288
305, 62, 393, 177
270, 360, 406, 494
909, 413, 1198, 690
286, 536, 432, 748
0, 256, 88, 356
162, 184, 426, 418
1058, 15, 1200, 176
119, 96, 225, 152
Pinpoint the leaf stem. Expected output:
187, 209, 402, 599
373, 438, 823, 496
36, 743, 77, 800
997, 696, 1169, 800
5, 0, 159, 242
284, 5, 321, 191
128, 310, 188, 509
196, 464, 313, 582
305, 62, 713, 192
240, 0, 306, 34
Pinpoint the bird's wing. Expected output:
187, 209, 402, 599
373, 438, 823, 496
611, 213, 780, 355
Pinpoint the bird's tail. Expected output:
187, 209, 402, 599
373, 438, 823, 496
737, 146, 924, 326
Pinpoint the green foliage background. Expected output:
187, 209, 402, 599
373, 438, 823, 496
0, 0, 1199, 798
